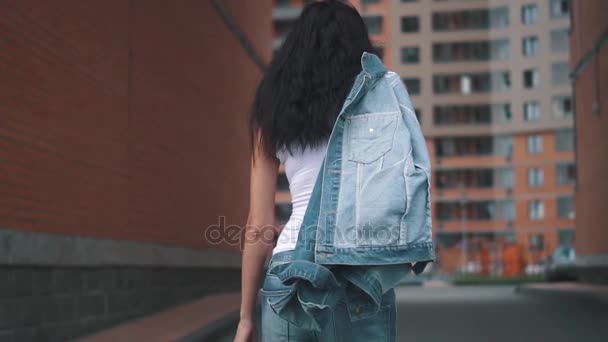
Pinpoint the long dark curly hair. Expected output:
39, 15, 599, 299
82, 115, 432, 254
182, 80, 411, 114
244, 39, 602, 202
249, 0, 376, 160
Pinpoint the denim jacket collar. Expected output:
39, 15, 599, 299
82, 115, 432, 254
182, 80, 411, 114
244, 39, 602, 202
360, 51, 387, 78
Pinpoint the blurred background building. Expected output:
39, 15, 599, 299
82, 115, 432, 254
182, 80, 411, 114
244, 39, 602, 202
272, 0, 392, 62
393, 0, 574, 276
274, 0, 575, 276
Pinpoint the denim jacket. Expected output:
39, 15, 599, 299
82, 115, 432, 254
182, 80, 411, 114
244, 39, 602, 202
267, 52, 435, 331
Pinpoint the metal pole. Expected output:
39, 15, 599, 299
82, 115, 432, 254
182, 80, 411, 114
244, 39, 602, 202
209, 0, 267, 71
460, 183, 468, 273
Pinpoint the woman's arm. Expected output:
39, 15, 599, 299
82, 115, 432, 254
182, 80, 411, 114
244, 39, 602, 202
235, 131, 280, 342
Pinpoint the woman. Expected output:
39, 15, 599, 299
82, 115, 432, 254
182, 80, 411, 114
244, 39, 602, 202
235, 1, 406, 341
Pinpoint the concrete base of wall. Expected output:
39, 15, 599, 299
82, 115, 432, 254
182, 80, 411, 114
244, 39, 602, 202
0, 265, 241, 341
0, 227, 241, 268
0, 227, 243, 341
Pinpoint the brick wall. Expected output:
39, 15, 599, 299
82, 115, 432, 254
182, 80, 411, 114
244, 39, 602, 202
0, 0, 271, 249
570, 0, 608, 259
0, 0, 272, 339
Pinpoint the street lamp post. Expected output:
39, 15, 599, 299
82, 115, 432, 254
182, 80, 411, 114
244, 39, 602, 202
459, 183, 468, 273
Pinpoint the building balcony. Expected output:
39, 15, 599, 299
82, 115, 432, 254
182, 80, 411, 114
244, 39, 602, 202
435, 187, 513, 201
435, 154, 511, 168
435, 219, 513, 233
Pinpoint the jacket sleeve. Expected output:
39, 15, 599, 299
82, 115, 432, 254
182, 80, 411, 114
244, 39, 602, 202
391, 76, 435, 270
391, 79, 431, 173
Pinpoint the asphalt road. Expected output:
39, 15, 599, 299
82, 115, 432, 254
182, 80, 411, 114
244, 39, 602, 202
217, 285, 608, 341
394, 285, 608, 342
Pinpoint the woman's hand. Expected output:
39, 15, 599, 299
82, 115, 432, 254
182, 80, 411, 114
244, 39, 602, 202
236, 130, 280, 342
234, 318, 257, 342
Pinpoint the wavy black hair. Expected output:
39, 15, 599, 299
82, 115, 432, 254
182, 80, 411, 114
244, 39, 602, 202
249, 0, 376, 160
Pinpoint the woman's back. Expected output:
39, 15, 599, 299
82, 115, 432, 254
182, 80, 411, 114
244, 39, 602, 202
236, 2, 396, 341
273, 141, 329, 255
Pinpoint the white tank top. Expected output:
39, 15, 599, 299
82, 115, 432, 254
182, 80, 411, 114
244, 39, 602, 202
273, 140, 329, 255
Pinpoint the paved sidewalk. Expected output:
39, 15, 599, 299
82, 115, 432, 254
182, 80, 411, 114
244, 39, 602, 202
79, 292, 240, 342
396, 285, 608, 341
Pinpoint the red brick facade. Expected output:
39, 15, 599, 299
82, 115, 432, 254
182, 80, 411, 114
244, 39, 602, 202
0, 0, 272, 250
570, 0, 608, 258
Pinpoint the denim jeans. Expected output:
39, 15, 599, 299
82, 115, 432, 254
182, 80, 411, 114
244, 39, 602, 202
260, 251, 397, 342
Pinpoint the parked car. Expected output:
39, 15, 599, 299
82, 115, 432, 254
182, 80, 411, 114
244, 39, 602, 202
544, 245, 577, 282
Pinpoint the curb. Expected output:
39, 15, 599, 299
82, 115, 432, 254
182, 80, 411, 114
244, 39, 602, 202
514, 283, 608, 305
176, 310, 240, 342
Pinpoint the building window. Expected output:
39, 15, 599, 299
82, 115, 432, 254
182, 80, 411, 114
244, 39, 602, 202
555, 128, 574, 151
433, 71, 510, 95
523, 69, 540, 88
556, 162, 576, 184
433, 103, 511, 126
499, 103, 512, 122
276, 0, 291, 7
275, 203, 292, 224
401, 16, 420, 33
437, 200, 512, 221
502, 201, 516, 221
403, 78, 421, 95
364, 16, 383, 35
557, 196, 575, 219
401, 47, 420, 64
524, 101, 541, 121
527, 135, 543, 154
521, 4, 538, 25
277, 172, 289, 191
552, 95, 573, 118
528, 200, 545, 220
414, 108, 422, 123
495, 135, 514, 156
374, 46, 385, 59
558, 228, 575, 246
528, 233, 544, 251
522, 36, 539, 57
432, 7, 509, 31
433, 39, 510, 62
436, 169, 496, 189
435, 136, 512, 157
550, 0, 570, 18
528, 168, 544, 187
436, 137, 491, 157
499, 168, 514, 188
434, 105, 489, 125
551, 29, 569, 52
552, 62, 570, 85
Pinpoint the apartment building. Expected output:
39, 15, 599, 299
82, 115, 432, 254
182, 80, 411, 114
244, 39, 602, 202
273, 0, 391, 61
391, 0, 574, 274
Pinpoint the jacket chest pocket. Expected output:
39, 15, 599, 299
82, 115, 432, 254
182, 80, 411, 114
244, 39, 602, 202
346, 112, 399, 164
